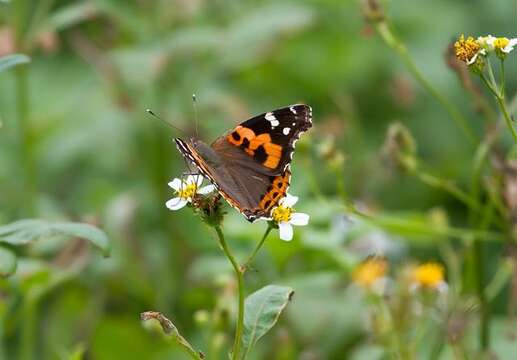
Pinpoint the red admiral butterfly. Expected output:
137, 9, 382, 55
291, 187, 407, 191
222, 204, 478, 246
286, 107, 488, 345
175, 104, 312, 222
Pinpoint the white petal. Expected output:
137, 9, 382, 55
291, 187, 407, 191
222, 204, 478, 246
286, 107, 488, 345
186, 175, 197, 185
168, 178, 183, 191
198, 184, 215, 194
195, 174, 204, 187
503, 39, 517, 53
483, 35, 496, 49
281, 194, 298, 208
466, 52, 478, 65
290, 212, 309, 226
165, 197, 188, 210
278, 222, 293, 241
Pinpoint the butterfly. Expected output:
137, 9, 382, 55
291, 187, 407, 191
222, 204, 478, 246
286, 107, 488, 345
174, 104, 312, 222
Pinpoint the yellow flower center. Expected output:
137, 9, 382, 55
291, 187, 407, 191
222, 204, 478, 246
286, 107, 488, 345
272, 205, 292, 223
493, 37, 509, 50
353, 257, 387, 288
176, 183, 197, 199
412, 262, 444, 288
454, 34, 480, 63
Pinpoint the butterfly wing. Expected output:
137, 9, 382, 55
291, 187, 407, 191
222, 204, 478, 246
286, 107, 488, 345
175, 137, 291, 221
212, 138, 292, 220
211, 104, 311, 220
221, 104, 312, 174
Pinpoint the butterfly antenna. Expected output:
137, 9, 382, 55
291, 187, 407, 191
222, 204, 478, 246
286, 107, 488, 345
192, 93, 199, 138
146, 109, 187, 137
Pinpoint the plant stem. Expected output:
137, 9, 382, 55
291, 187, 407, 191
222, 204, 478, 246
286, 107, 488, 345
495, 96, 517, 145
499, 58, 506, 99
473, 192, 495, 351
486, 57, 498, 93
15, 66, 35, 214
479, 65, 517, 144
242, 225, 273, 272
19, 300, 36, 360
346, 205, 505, 243
214, 226, 244, 360
374, 21, 476, 144
416, 172, 479, 211
474, 239, 489, 350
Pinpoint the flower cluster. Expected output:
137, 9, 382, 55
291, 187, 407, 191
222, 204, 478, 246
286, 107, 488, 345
352, 258, 447, 292
454, 34, 517, 67
166, 175, 309, 241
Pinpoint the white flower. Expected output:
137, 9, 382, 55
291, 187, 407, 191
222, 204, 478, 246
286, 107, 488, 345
486, 36, 517, 54
271, 194, 309, 241
477, 35, 496, 50
166, 175, 215, 211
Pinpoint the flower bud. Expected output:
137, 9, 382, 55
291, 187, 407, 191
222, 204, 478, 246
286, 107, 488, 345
360, 0, 385, 23
382, 122, 418, 173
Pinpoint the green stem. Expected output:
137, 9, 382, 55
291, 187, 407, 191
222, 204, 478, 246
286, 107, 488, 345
374, 21, 476, 144
474, 192, 495, 351
214, 226, 244, 360
346, 205, 505, 243
417, 172, 479, 210
15, 65, 35, 214
486, 57, 498, 94
474, 239, 489, 350
495, 96, 517, 145
499, 58, 506, 99
19, 300, 36, 360
480, 65, 517, 144
242, 225, 273, 273
485, 259, 513, 302
23, 0, 56, 50
175, 333, 204, 360
479, 73, 499, 99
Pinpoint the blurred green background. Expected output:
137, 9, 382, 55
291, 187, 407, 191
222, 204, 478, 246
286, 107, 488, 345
1, 0, 517, 359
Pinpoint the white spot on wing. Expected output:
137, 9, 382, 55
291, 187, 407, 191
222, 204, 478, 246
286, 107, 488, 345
265, 112, 279, 128
290, 106, 297, 114
283, 127, 291, 135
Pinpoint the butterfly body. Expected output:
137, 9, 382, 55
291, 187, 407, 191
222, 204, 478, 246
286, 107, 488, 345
175, 104, 312, 222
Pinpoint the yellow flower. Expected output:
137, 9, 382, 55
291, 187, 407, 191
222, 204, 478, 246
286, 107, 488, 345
353, 257, 388, 288
493, 37, 509, 50
412, 262, 445, 289
454, 34, 482, 65
488, 36, 517, 57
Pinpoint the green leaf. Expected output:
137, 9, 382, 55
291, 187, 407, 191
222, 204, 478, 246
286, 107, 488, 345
0, 54, 30, 73
242, 285, 294, 358
0, 246, 17, 277
0, 219, 110, 256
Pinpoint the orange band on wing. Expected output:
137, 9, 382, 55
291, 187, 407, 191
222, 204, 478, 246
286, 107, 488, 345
258, 170, 290, 212
227, 126, 256, 146
227, 126, 283, 169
